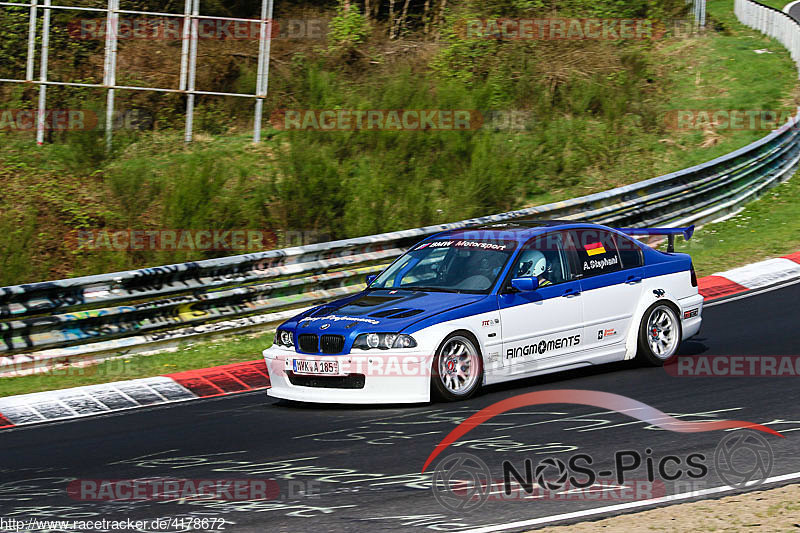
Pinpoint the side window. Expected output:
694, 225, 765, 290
615, 234, 644, 269
568, 229, 622, 278
508, 231, 573, 288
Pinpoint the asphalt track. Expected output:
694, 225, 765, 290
1, 283, 799, 532
788, 2, 800, 24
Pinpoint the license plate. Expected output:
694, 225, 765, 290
292, 359, 339, 375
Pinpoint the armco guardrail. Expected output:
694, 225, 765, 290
1, 0, 799, 375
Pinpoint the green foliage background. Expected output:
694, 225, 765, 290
0, 0, 797, 285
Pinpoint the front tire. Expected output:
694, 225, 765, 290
431, 333, 483, 401
636, 303, 682, 366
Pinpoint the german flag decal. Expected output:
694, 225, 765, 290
585, 242, 606, 256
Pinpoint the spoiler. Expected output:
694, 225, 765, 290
615, 225, 694, 253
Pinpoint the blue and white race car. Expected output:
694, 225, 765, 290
263, 221, 702, 404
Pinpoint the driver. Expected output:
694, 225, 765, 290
516, 250, 552, 287
455, 251, 504, 290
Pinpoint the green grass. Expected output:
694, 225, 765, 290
0, 331, 273, 398
674, 172, 800, 275
1, 0, 798, 286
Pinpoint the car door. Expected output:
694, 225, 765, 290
568, 228, 645, 350
498, 231, 584, 368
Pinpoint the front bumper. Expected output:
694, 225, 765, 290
262, 346, 433, 404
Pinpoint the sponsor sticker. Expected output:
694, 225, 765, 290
416, 240, 511, 251
302, 315, 380, 325
598, 328, 617, 340
506, 334, 581, 359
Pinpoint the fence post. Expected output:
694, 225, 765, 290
103, 0, 120, 151
25, 0, 38, 82
184, 0, 199, 143
253, 0, 273, 144
35, 0, 50, 145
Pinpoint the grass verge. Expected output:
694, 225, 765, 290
0, 332, 273, 398
674, 171, 800, 275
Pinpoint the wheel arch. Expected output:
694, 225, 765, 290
624, 291, 683, 360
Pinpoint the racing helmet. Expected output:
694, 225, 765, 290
517, 250, 547, 277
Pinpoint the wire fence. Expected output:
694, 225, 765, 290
0, 0, 274, 147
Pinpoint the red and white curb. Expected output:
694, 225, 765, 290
0, 360, 269, 430
1, 251, 800, 431
697, 251, 800, 300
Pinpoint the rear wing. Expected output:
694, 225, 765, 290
615, 225, 695, 253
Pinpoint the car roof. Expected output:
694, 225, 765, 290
429, 220, 604, 244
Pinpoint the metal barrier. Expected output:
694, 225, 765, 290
1, 0, 799, 374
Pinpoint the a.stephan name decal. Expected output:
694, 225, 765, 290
583, 256, 618, 271
506, 334, 581, 359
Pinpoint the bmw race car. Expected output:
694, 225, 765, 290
262, 221, 702, 404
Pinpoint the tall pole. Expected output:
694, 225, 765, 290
25, 0, 38, 82
185, 0, 199, 143
253, 0, 273, 143
104, 0, 120, 151
36, 0, 51, 145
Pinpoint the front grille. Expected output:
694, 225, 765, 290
320, 334, 345, 354
298, 334, 319, 353
287, 372, 366, 389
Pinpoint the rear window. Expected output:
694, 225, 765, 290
615, 234, 644, 268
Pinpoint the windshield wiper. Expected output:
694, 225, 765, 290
405, 286, 462, 293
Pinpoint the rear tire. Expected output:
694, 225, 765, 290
636, 303, 682, 366
431, 333, 484, 401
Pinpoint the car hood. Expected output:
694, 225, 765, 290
281, 289, 487, 348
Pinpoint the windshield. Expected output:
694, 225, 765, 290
370, 239, 518, 293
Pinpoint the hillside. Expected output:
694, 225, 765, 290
0, 0, 798, 285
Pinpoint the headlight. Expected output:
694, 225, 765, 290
274, 329, 294, 347
353, 333, 417, 350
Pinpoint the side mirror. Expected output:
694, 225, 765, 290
511, 277, 539, 292
365, 274, 378, 286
